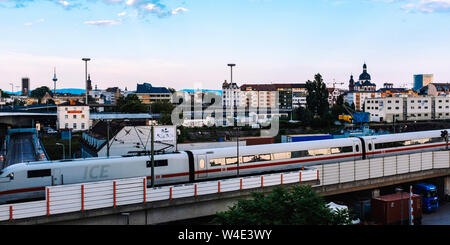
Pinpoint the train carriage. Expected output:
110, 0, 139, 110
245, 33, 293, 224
0, 129, 448, 204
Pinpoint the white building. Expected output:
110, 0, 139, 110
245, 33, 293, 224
365, 95, 450, 123
57, 100, 90, 131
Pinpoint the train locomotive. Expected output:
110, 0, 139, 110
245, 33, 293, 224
0, 129, 448, 204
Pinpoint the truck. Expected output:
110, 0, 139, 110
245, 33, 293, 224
370, 192, 422, 225
413, 183, 439, 212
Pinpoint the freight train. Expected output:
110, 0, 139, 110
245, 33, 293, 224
0, 129, 448, 204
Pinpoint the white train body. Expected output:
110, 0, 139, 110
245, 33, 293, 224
0, 129, 448, 203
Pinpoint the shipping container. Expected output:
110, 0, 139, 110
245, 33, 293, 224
238, 136, 275, 146
281, 134, 333, 143
370, 192, 422, 225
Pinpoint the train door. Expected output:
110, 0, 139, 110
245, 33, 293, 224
197, 154, 208, 179
366, 139, 375, 158
52, 168, 64, 186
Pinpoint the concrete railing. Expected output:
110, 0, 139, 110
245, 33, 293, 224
0, 168, 318, 222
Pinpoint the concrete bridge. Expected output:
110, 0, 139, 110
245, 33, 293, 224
1, 151, 449, 225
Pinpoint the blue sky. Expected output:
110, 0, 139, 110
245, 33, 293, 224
1, 0, 450, 92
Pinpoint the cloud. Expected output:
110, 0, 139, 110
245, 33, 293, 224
374, 0, 450, 13
23, 18, 45, 26
1, 0, 188, 18
84, 19, 122, 26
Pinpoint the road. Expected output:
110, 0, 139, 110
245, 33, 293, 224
422, 201, 450, 225
5, 133, 37, 167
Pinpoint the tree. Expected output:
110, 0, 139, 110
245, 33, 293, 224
150, 100, 175, 125
306, 74, 329, 117
30, 86, 52, 101
214, 186, 354, 225
116, 94, 147, 113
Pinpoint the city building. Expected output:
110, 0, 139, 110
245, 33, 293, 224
420, 83, 450, 96
328, 88, 344, 106
134, 83, 172, 105
222, 80, 241, 108
365, 95, 450, 123
413, 74, 434, 91
345, 63, 379, 111
56, 100, 90, 131
22, 77, 30, 96
379, 83, 418, 98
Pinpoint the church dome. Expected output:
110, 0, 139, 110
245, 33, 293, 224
359, 63, 371, 81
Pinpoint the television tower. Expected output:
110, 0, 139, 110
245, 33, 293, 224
52, 67, 58, 95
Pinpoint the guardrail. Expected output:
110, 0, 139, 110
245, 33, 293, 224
0, 168, 319, 222
312, 151, 450, 186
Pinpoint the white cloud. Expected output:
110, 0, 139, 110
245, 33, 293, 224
375, 0, 450, 13
171, 7, 188, 15
117, 11, 127, 16
84, 20, 122, 26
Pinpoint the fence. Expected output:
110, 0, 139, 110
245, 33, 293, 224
312, 151, 449, 186
0, 168, 319, 222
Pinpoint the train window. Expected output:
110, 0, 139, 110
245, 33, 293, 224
146, 160, 168, 168
199, 159, 205, 169
308, 148, 329, 156
368, 144, 372, 151
210, 158, 225, 167
273, 152, 291, 160
27, 169, 51, 178
243, 155, 257, 164
259, 154, 272, 161
356, 145, 360, 152
291, 150, 309, 158
330, 146, 353, 154
226, 157, 238, 165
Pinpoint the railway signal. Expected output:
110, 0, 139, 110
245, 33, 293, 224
442, 130, 449, 150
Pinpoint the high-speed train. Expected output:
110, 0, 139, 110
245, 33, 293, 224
0, 129, 448, 203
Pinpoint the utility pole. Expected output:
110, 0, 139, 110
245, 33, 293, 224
106, 120, 110, 158
150, 104, 155, 187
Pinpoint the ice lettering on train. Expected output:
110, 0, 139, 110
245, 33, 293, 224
83, 165, 110, 179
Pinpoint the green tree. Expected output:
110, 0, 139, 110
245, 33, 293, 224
306, 74, 329, 117
0, 89, 10, 98
214, 186, 353, 225
150, 100, 175, 125
116, 94, 148, 113
30, 86, 52, 101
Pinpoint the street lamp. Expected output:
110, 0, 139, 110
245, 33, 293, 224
82, 58, 91, 105
56, 143, 65, 160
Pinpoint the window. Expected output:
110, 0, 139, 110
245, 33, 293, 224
199, 159, 205, 169
65, 123, 68, 129
226, 157, 238, 165
146, 160, 168, 168
81, 123, 85, 129
65, 115, 68, 119
73, 115, 77, 119
242, 155, 257, 164
28, 169, 51, 178
81, 115, 85, 119
368, 144, 372, 151
210, 158, 225, 166
259, 154, 272, 161
73, 123, 77, 129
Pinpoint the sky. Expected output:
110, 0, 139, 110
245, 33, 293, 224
1, 0, 450, 92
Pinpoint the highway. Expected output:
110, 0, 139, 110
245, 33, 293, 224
5, 133, 37, 167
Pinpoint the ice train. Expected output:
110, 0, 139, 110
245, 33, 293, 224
0, 129, 448, 203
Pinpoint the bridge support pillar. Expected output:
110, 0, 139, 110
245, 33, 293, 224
444, 176, 450, 201
371, 189, 380, 198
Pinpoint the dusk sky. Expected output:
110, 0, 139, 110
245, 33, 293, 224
1, 0, 450, 92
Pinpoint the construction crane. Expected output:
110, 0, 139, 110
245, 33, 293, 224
327, 79, 345, 89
